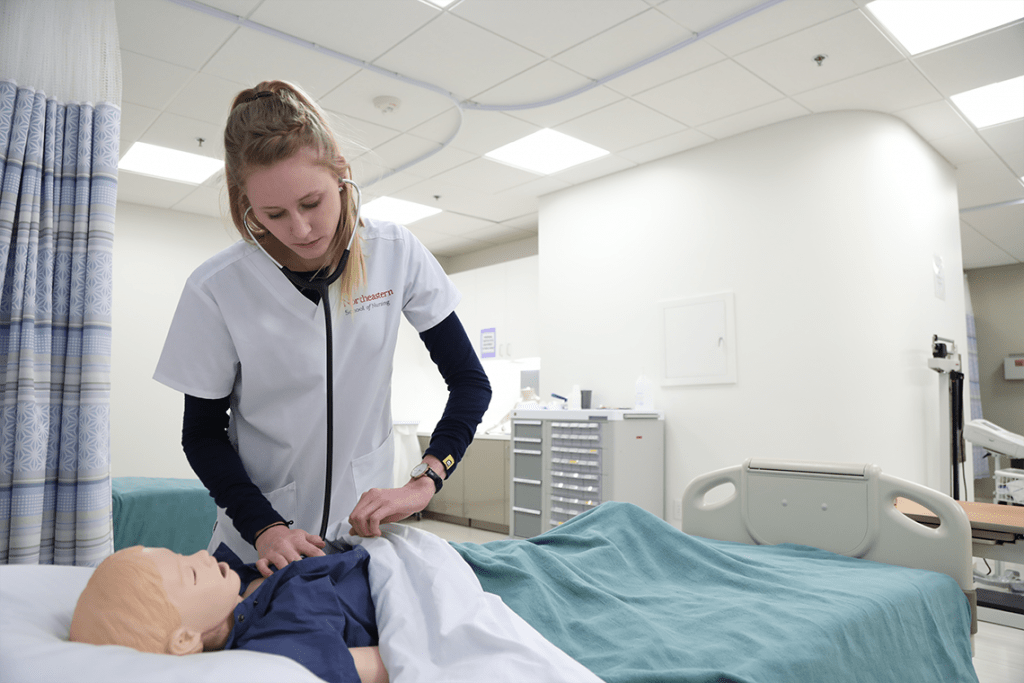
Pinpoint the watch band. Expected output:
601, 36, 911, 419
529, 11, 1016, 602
422, 466, 443, 493
412, 461, 444, 493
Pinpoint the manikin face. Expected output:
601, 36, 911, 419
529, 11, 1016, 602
141, 548, 242, 651
245, 145, 344, 271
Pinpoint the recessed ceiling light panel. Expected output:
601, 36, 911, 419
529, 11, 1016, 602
866, 0, 1024, 55
485, 129, 609, 175
361, 196, 442, 225
118, 142, 222, 185
951, 76, 1024, 128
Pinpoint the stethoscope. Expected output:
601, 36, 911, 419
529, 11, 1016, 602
242, 178, 361, 540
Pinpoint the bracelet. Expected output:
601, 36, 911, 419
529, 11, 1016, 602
253, 520, 293, 544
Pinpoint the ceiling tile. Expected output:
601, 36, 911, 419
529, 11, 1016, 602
357, 168, 425, 198
164, 72, 248, 127
893, 100, 974, 142
472, 60, 598, 108
929, 130, 999, 167
959, 221, 1019, 269
503, 175, 573, 199
114, 0, 237, 70
413, 109, 538, 156
413, 211, 494, 238
120, 51, 195, 110
547, 153, 637, 186
696, 98, 810, 140
138, 110, 225, 160
956, 158, 1024, 208
604, 41, 727, 97
434, 158, 540, 194
372, 13, 544, 99
453, 0, 650, 58
118, 101, 160, 153
654, 0, 766, 33
201, 26, 360, 99
373, 134, 478, 180
555, 99, 684, 152
319, 69, 455, 135
357, 133, 441, 178
171, 184, 229, 219
249, 0, 437, 63
116, 171, 197, 209
913, 22, 1024, 97
793, 61, 943, 114
980, 119, 1024, 177
499, 214, 539, 232
501, 85, 623, 129
700, 0, 859, 55
398, 179, 537, 223
554, 7, 700, 80
618, 128, 715, 164
634, 59, 784, 126
331, 113, 404, 157
961, 202, 1024, 262
735, 9, 905, 96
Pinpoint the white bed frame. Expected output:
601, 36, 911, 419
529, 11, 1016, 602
682, 458, 977, 636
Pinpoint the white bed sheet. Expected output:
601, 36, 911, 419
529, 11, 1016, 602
0, 522, 600, 683
342, 522, 601, 683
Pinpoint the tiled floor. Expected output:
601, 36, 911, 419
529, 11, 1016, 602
398, 518, 1024, 683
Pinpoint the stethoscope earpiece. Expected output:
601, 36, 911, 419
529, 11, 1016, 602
241, 180, 362, 272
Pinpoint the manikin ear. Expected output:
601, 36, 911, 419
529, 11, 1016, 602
166, 627, 203, 656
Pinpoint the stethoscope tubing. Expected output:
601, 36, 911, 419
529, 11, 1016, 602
242, 179, 363, 540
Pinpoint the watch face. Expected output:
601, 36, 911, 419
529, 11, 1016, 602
411, 462, 429, 478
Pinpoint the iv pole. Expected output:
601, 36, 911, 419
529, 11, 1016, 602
928, 335, 966, 499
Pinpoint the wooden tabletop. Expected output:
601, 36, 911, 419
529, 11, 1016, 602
896, 498, 1024, 535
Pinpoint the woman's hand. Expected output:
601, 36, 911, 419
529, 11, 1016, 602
254, 524, 326, 577
348, 476, 435, 538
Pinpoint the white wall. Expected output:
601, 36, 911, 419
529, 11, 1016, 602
538, 111, 966, 521
391, 255, 540, 436
966, 263, 1024, 437
111, 202, 236, 478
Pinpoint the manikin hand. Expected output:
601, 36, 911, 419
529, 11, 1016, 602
253, 524, 326, 577
349, 459, 442, 537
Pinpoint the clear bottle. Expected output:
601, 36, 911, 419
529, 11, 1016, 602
634, 374, 653, 410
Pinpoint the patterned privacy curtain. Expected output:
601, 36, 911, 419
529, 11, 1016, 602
0, 0, 120, 566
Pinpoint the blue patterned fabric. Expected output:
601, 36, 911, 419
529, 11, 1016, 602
0, 79, 118, 566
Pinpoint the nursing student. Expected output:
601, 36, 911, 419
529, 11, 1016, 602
154, 80, 491, 577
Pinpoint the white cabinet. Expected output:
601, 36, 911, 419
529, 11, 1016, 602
509, 410, 665, 538
420, 435, 510, 534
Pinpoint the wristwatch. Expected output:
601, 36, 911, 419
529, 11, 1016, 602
410, 461, 444, 493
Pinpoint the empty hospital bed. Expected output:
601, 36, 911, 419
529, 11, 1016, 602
0, 459, 978, 682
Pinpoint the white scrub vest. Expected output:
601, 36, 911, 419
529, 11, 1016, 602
154, 219, 460, 562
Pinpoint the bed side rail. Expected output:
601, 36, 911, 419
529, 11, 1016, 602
682, 458, 976, 634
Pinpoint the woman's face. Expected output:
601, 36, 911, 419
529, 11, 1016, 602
245, 146, 343, 271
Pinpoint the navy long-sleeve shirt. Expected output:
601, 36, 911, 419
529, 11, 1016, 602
182, 310, 491, 546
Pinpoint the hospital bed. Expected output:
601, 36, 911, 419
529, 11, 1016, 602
0, 459, 978, 683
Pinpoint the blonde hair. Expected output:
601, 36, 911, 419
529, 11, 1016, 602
69, 546, 181, 653
224, 80, 367, 306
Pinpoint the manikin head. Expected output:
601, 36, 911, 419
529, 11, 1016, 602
70, 546, 241, 655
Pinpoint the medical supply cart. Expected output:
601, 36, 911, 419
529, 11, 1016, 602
509, 409, 665, 538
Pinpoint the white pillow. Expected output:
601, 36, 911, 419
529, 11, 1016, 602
0, 565, 326, 683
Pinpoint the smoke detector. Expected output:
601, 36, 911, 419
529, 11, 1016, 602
373, 96, 401, 114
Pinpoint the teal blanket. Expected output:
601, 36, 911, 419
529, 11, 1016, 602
453, 502, 977, 683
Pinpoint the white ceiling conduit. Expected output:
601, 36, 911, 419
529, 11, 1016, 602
164, 0, 785, 183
